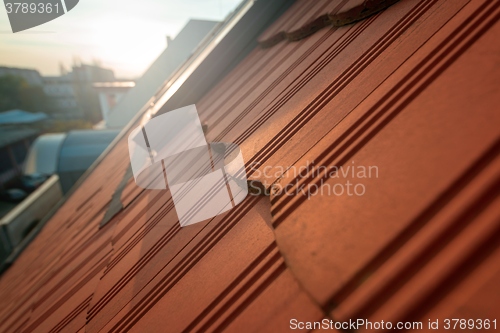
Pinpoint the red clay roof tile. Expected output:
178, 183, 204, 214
0, 0, 498, 332
258, 0, 400, 47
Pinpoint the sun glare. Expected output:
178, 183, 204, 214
81, 17, 171, 77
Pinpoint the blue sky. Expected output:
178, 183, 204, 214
0, 0, 242, 77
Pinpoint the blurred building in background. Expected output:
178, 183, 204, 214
1, 63, 122, 123
42, 76, 81, 118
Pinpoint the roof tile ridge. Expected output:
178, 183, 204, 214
259, 0, 400, 48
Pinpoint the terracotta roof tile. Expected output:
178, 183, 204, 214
0, 0, 498, 332
270, 0, 499, 306
258, 0, 400, 47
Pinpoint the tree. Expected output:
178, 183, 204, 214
0, 75, 50, 113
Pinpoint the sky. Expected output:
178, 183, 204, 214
0, 0, 243, 78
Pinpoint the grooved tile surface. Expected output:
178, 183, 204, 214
0, 0, 498, 332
